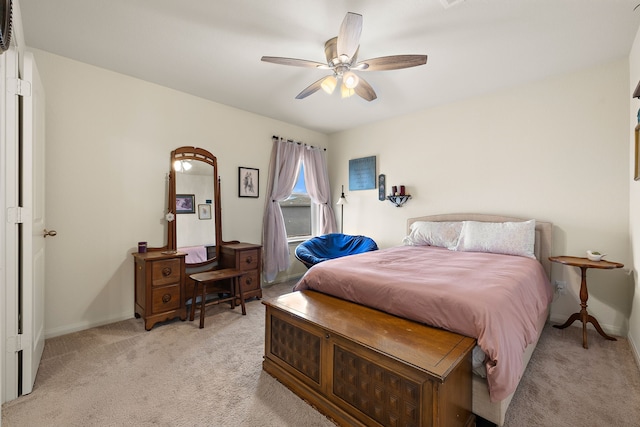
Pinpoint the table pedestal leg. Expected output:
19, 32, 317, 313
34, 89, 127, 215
553, 266, 616, 349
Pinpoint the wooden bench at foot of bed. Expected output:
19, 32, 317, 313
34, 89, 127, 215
263, 290, 476, 427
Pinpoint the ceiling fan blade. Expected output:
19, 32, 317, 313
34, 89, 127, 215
261, 56, 328, 69
355, 55, 428, 71
295, 76, 332, 99
354, 76, 377, 102
337, 12, 362, 60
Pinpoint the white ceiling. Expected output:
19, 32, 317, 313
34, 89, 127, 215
18, 0, 640, 134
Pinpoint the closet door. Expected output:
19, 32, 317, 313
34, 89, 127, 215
20, 51, 47, 395
2, 39, 20, 404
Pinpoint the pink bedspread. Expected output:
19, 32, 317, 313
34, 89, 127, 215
293, 245, 553, 402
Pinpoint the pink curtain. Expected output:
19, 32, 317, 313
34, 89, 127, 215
262, 138, 304, 282
303, 146, 337, 234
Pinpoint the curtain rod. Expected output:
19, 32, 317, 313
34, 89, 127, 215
272, 135, 326, 151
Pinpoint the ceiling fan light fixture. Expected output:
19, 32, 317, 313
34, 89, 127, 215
262, 12, 427, 102
321, 76, 338, 94
343, 72, 359, 89
341, 83, 355, 98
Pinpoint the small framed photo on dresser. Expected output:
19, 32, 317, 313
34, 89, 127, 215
239, 167, 259, 198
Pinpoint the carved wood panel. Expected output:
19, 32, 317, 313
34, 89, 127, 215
333, 345, 422, 426
270, 315, 321, 383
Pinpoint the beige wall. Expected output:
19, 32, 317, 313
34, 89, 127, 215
628, 27, 640, 366
33, 49, 327, 337
33, 45, 637, 357
328, 59, 633, 338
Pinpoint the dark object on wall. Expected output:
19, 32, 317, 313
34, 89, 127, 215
0, 0, 12, 53
378, 174, 386, 201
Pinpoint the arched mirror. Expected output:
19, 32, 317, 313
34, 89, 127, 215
167, 146, 222, 266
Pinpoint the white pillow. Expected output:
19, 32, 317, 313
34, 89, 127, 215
402, 221, 463, 250
454, 220, 536, 259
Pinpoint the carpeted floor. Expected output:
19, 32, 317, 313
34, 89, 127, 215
3, 281, 640, 426
502, 321, 640, 427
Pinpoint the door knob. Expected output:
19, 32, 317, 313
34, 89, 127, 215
43, 229, 57, 238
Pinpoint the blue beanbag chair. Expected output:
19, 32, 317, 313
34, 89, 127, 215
294, 233, 378, 268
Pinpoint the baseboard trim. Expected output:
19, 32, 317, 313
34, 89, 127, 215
628, 331, 640, 371
45, 311, 133, 339
45, 276, 305, 339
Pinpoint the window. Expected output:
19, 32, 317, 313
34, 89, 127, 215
280, 164, 312, 238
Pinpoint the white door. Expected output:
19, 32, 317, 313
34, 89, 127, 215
3, 41, 21, 403
20, 51, 46, 395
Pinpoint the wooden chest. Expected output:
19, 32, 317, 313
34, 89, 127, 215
263, 291, 476, 427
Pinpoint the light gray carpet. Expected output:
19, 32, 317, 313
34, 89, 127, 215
3, 281, 640, 427
502, 322, 640, 427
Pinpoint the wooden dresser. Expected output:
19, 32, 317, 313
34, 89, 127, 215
219, 242, 262, 300
263, 291, 476, 427
133, 251, 187, 330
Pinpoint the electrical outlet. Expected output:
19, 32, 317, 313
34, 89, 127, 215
554, 280, 567, 295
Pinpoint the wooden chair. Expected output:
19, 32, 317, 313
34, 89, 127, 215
189, 268, 246, 329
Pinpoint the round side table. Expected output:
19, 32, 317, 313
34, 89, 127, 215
549, 256, 623, 349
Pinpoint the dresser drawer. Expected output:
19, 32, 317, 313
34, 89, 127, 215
240, 270, 260, 293
238, 250, 259, 271
151, 259, 181, 286
151, 285, 181, 314
133, 251, 186, 331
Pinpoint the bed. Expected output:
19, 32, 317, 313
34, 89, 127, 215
290, 213, 553, 426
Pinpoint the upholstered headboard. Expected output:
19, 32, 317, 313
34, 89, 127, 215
407, 213, 552, 279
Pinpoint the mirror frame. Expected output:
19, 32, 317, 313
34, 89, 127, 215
0, 0, 12, 54
168, 146, 222, 266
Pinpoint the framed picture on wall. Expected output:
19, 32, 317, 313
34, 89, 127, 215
239, 167, 259, 198
176, 194, 195, 214
633, 125, 640, 181
198, 204, 212, 220
349, 156, 376, 191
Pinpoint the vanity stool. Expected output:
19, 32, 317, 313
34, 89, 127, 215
189, 269, 246, 329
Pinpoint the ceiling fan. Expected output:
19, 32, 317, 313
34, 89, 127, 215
261, 12, 428, 102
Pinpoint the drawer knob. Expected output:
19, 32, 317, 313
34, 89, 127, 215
325, 333, 330, 339
162, 267, 172, 277
245, 256, 253, 264
245, 276, 253, 285
162, 294, 172, 303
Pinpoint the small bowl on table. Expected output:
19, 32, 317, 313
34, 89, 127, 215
587, 251, 606, 262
